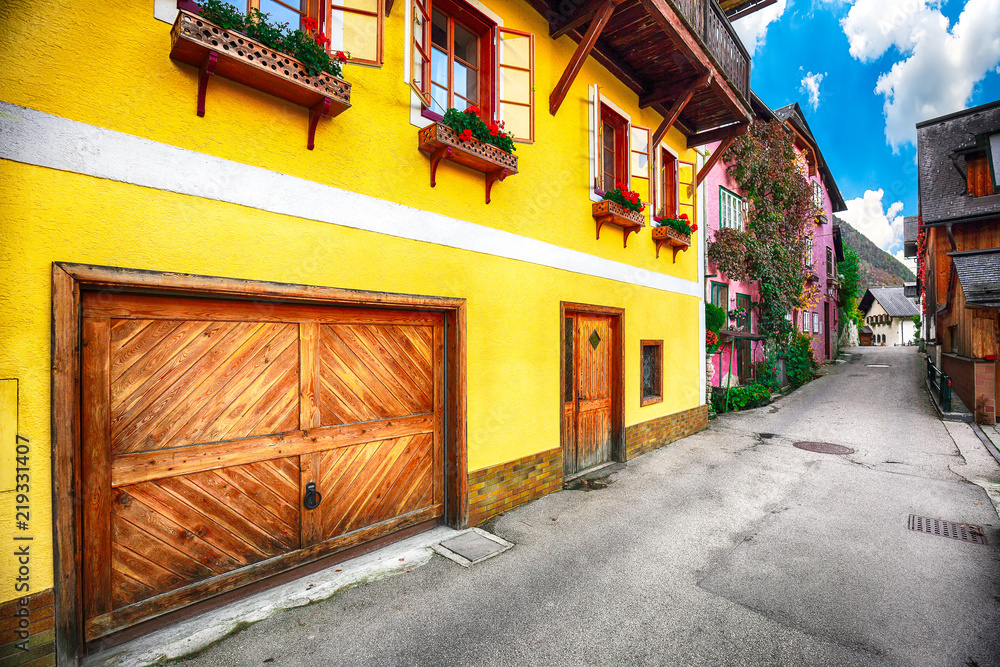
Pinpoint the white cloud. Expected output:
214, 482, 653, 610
838, 189, 906, 252
732, 0, 788, 56
840, 0, 1000, 150
799, 71, 826, 110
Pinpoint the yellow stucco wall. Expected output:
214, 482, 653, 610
0, 0, 704, 603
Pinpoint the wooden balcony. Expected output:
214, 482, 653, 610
536, 0, 752, 144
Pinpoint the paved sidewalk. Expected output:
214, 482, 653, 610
155, 346, 1000, 667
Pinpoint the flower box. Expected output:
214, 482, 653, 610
652, 225, 691, 262
592, 200, 645, 248
169, 9, 351, 149
418, 123, 518, 204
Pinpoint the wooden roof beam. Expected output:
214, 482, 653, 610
549, 0, 618, 115
550, 0, 621, 39
726, 0, 777, 21
695, 122, 747, 186
650, 71, 712, 148
637, 0, 750, 121
686, 121, 743, 148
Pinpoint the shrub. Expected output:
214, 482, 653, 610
782, 333, 818, 389
711, 383, 772, 413
705, 303, 726, 354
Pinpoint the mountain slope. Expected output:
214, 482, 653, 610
836, 219, 915, 291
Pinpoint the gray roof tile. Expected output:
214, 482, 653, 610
861, 287, 921, 317
918, 101, 1000, 224
951, 249, 1000, 308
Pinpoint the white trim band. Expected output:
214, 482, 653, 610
0, 102, 701, 299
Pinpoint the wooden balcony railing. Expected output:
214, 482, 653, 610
671, 0, 750, 102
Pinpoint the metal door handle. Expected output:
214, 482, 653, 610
303, 482, 322, 510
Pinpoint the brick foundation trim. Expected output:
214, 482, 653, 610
0, 589, 55, 666
468, 448, 563, 526
626, 404, 709, 460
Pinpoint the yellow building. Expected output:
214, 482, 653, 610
0, 0, 752, 661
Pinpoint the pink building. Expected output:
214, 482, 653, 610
703, 96, 846, 388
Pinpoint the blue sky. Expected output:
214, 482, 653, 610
731, 0, 1000, 265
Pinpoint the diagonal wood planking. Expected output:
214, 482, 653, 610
317, 324, 432, 426
315, 434, 434, 539
110, 320, 299, 454
111, 458, 301, 608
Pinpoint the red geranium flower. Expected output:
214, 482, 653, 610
466, 105, 481, 117
302, 17, 318, 32
690, 224, 698, 232
315, 33, 329, 47
489, 122, 499, 137
458, 128, 473, 142
334, 50, 347, 62
680, 213, 689, 220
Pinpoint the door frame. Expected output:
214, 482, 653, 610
51, 263, 468, 665
559, 302, 625, 477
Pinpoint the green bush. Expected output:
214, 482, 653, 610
705, 302, 726, 354
782, 333, 818, 389
711, 383, 772, 413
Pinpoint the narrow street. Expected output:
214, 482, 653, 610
174, 347, 1000, 667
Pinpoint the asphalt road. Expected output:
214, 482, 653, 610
174, 346, 1000, 667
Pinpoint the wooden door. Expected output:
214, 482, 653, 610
80, 293, 443, 640
562, 313, 616, 477
824, 302, 831, 359
736, 339, 752, 384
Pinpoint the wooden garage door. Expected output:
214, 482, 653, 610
80, 293, 444, 639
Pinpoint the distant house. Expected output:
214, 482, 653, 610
859, 326, 874, 346
908, 99, 1000, 423
859, 287, 920, 346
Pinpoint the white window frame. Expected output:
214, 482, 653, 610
589, 87, 632, 202
812, 180, 823, 208
719, 186, 743, 230
805, 236, 814, 269
812, 312, 820, 334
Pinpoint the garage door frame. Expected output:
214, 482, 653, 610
51, 262, 468, 665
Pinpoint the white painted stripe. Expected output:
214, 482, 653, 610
0, 102, 701, 298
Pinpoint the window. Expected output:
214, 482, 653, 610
711, 282, 729, 314
640, 340, 663, 406
720, 187, 743, 230
802, 311, 809, 332
630, 126, 651, 192
805, 236, 814, 269
427, 1, 493, 115
660, 149, 678, 219
812, 312, 820, 334
250, 0, 384, 66
826, 247, 834, 277
812, 180, 823, 208
497, 28, 534, 142
252, 0, 307, 30
968, 153, 995, 197
600, 103, 629, 192
736, 294, 751, 332
411, 0, 535, 135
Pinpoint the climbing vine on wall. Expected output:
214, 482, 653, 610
836, 245, 863, 332
707, 120, 820, 343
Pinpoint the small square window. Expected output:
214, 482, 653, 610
641, 340, 662, 406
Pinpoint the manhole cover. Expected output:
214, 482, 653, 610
908, 515, 986, 544
865, 364, 890, 368
793, 441, 854, 455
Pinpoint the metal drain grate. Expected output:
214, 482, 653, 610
908, 515, 987, 544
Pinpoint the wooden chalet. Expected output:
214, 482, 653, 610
911, 99, 1000, 423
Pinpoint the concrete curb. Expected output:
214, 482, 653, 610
970, 423, 1000, 466
84, 526, 459, 667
